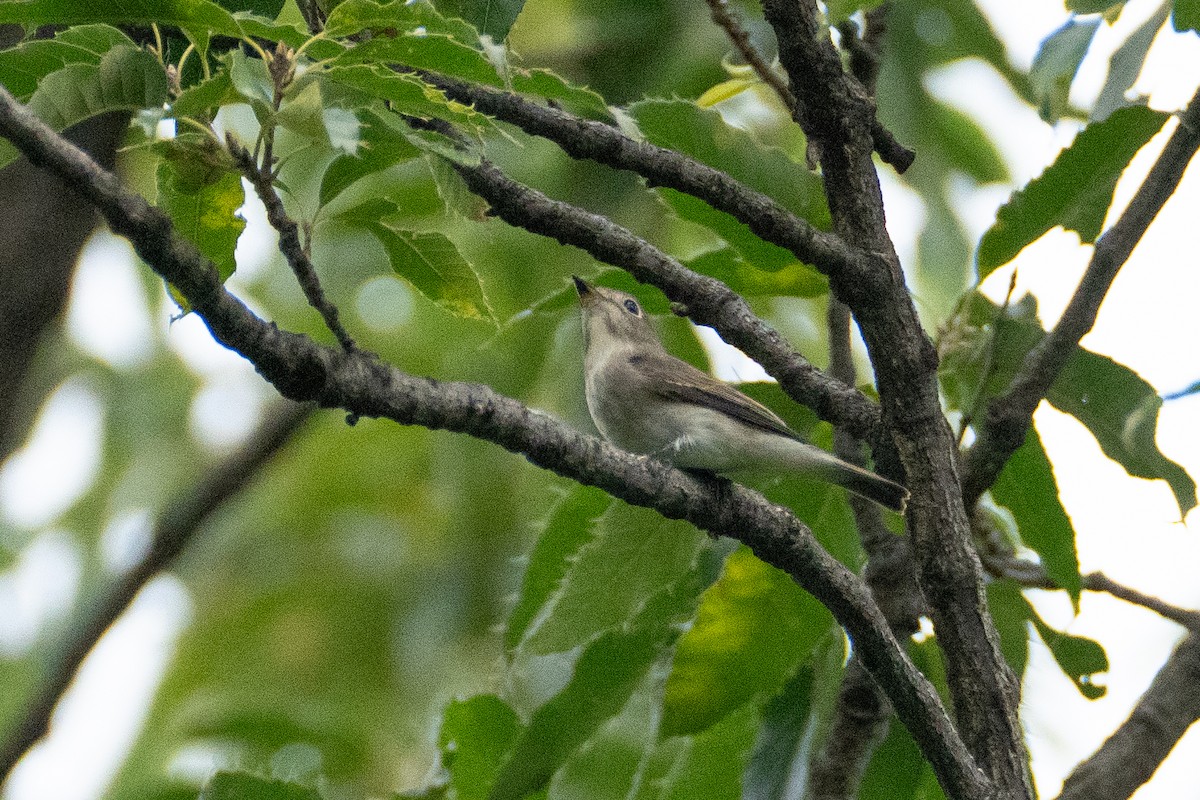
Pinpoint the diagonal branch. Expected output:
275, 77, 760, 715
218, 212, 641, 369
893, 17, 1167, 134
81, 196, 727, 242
0, 85, 993, 800
1056, 631, 1200, 800
0, 401, 312, 784
762, 1, 1028, 795
705, 0, 796, 112
450, 156, 884, 441
962, 86, 1200, 506
407, 68, 872, 283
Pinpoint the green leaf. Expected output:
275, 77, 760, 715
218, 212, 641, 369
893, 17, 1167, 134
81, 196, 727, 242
520, 502, 713, 655
330, 33, 502, 87
628, 99, 830, 271
336, 198, 495, 321
1069, 0, 1125, 12
992, 429, 1081, 604
825, 0, 886, 24
1174, 0, 1200, 31
324, 0, 481, 43
987, 580, 1031, 680
318, 109, 422, 208
924, 98, 1008, 184
439, 696, 523, 800
1094, 1, 1170, 121
171, 70, 241, 117
977, 105, 1168, 273
508, 68, 612, 122
156, 143, 246, 282
1028, 604, 1108, 699
432, 0, 525, 42
942, 293, 1197, 517
661, 546, 833, 735
0, 45, 168, 169
742, 666, 813, 800
652, 703, 759, 800
1030, 17, 1100, 123
685, 249, 828, 298
200, 771, 320, 800
489, 555, 721, 800
0, 24, 134, 101
504, 486, 612, 651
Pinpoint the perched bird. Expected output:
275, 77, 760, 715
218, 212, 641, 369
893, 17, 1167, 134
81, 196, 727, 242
574, 276, 908, 512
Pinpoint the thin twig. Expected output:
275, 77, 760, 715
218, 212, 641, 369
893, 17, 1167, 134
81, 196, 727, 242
0, 402, 313, 783
706, 0, 796, 112
962, 86, 1200, 507
226, 136, 358, 353
0, 84, 994, 800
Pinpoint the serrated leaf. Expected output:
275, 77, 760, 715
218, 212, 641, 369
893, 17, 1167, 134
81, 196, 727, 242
942, 293, 1196, 517
432, 0, 524, 42
977, 105, 1168, 274
1094, 1, 1170, 121
337, 199, 494, 320
439, 696, 523, 800
504, 486, 612, 651
157, 153, 246, 282
489, 555, 721, 800
509, 68, 612, 122
653, 703, 759, 800
1030, 17, 1100, 123
200, 771, 320, 800
629, 99, 830, 270
661, 546, 833, 736
318, 109, 422, 207
686, 248, 828, 298
0, 45, 168, 169
324, 0, 481, 43
171, 70, 240, 116
992, 429, 1081, 605
520, 502, 713, 655
331, 32, 501, 87
318, 64, 493, 134
0, 24, 134, 100
1028, 604, 1108, 699
1174, 0, 1200, 31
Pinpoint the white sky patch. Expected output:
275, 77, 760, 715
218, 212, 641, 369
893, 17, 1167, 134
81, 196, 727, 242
0, 530, 82, 657
0, 377, 105, 530
3, 576, 192, 800
66, 232, 155, 370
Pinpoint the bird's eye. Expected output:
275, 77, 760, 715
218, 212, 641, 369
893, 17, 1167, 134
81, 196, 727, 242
623, 299, 640, 315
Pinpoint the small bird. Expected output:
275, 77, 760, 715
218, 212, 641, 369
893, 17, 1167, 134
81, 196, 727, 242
574, 276, 909, 512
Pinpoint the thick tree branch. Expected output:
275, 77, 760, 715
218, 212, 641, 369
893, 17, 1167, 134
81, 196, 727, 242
0, 85, 993, 800
962, 87, 1200, 506
408, 68, 874, 281
450, 156, 884, 442
227, 135, 358, 353
763, 1, 1027, 795
0, 401, 312, 784
1056, 631, 1200, 800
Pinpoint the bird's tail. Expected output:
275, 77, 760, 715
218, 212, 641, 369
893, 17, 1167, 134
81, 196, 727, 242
821, 459, 910, 512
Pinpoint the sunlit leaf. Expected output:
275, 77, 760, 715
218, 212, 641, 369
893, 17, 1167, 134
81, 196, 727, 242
439, 695, 523, 800
661, 546, 832, 735
977, 105, 1168, 274
156, 141, 246, 282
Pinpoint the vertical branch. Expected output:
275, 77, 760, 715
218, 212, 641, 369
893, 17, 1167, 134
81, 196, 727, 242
762, 1, 1027, 795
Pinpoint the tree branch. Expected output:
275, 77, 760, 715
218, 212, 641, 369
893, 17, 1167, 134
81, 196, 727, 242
705, 0, 796, 112
0, 401, 312, 784
450, 156, 884, 441
962, 86, 1200, 506
762, 1, 1027, 795
1056, 631, 1200, 800
227, 135, 358, 353
0, 85, 993, 800
408, 68, 874, 282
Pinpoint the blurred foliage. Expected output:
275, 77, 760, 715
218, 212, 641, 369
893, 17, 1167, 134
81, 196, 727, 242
0, 0, 1196, 799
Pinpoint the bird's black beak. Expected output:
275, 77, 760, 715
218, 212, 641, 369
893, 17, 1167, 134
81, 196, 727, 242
572, 275, 592, 297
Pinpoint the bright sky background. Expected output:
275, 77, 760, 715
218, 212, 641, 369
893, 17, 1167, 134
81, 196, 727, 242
2, 0, 1200, 798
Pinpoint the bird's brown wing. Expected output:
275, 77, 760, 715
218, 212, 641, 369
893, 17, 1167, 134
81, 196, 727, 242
630, 352, 800, 441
